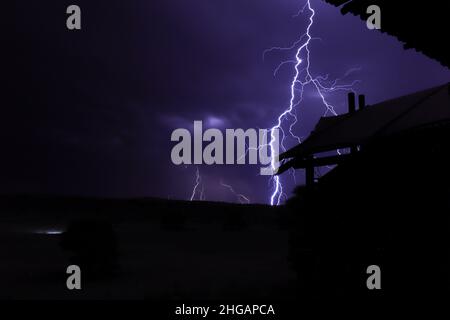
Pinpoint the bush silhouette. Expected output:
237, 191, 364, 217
60, 219, 118, 279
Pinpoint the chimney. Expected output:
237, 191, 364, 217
358, 94, 366, 110
348, 92, 358, 154
348, 92, 356, 114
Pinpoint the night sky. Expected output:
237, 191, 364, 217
4, 0, 450, 204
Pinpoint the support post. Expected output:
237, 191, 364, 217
305, 156, 314, 191
348, 92, 357, 154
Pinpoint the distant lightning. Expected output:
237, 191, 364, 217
190, 168, 250, 204
190, 167, 202, 201
34, 229, 64, 235
220, 180, 251, 204
265, 0, 360, 206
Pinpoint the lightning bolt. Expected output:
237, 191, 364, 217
220, 180, 251, 204
265, 0, 360, 206
190, 166, 202, 201
190, 168, 250, 204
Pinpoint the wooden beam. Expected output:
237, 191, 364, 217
292, 153, 353, 169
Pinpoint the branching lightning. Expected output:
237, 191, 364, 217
265, 0, 360, 206
220, 180, 251, 204
190, 168, 250, 204
187, 0, 359, 206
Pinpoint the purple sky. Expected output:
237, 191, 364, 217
4, 0, 450, 204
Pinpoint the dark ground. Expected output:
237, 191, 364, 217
0, 158, 448, 312
0, 196, 296, 301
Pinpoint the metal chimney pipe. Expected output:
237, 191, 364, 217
348, 92, 356, 114
358, 94, 366, 110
